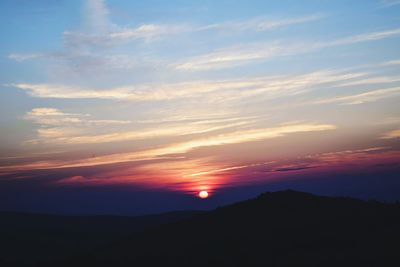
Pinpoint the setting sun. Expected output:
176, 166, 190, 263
199, 191, 209, 199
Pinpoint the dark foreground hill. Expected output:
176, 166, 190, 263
60, 190, 400, 267
0, 210, 202, 266
2, 190, 400, 267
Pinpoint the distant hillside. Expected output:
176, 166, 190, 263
0, 210, 203, 266
59, 190, 400, 267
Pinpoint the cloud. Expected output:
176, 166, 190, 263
273, 165, 316, 172
166, 123, 336, 153
216, 71, 367, 102
50, 145, 400, 189
107, 24, 190, 41
8, 53, 43, 62
199, 14, 323, 32
35, 120, 251, 145
309, 147, 395, 166
7, 0, 399, 76
25, 107, 129, 126
62, 24, 190, 49
24, 108, 255, 145
24, 107, 134, 143
12, 82, 229, 100
12, 69, 367, 102
11, 0, 398, 77
27, 107, 75, 117
57, 175, 86, 185
0, 122, 336, 172
64, 13, 322, 47
380, 129, 400, 139
313, 86, 400, 105
175, 28, 400, 71
53, 158, 230, 189
9, 1, 323, 74
58, 0, 324, 53
381, 59, 400, 66
174, 42, 299, 71
337, 75, 400, 87
25, 108, 88, 127
186, 161, 275, 178
322, 28, 400, 46
85, 0, 112, 33
262, 147, 396, 175
13, 83, 133, 100
50, 146, 400, 189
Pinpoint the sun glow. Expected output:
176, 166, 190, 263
199, 191, 209, 199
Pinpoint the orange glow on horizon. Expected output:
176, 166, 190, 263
48, 148, 400, 198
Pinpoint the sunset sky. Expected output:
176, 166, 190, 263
1, 0, 400, 215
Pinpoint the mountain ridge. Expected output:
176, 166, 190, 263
60, 190, 400, 267
1, 190, 399, 267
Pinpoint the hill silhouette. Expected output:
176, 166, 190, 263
0, 210, 202, 266
2, 190, 400, 267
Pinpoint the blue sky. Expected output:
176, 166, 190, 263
0, 0, 400, 214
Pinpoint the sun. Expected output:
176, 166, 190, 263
198, 191, 209, 199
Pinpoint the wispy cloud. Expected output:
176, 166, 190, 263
8, 53, 43, 62
12, 70, 367, 101
20, 0, 321, 63
66, 12, 323, 47
24, 107, 133, 143
8, 0, 322, 76
28, 107, 77, 117
34, 120, 251, 145
381, 59, 400, 66
174, 41, 302, 71
199, 14, 323, 32
52, 146, 397, 189
151, 123, 337, 159
16, 14, 319, 73
0, 122, 336, 172
80, 0, 323, 43
313, 86, 400, 105
380, 129, 400, 139
85, 0, 113, 33
186, 161, 275, 178
24, 108, 254, 145
25, 107, 128, 126
13, 81, 246, 100
176, 28, 400, 71
13, 83, 135, 100
337, 75, 400, 87
322, 28, 400, 46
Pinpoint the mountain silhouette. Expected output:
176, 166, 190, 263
2, 190, 400, 267
0, 210, 202, 266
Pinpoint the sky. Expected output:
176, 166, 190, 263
1, 0, 400, 215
